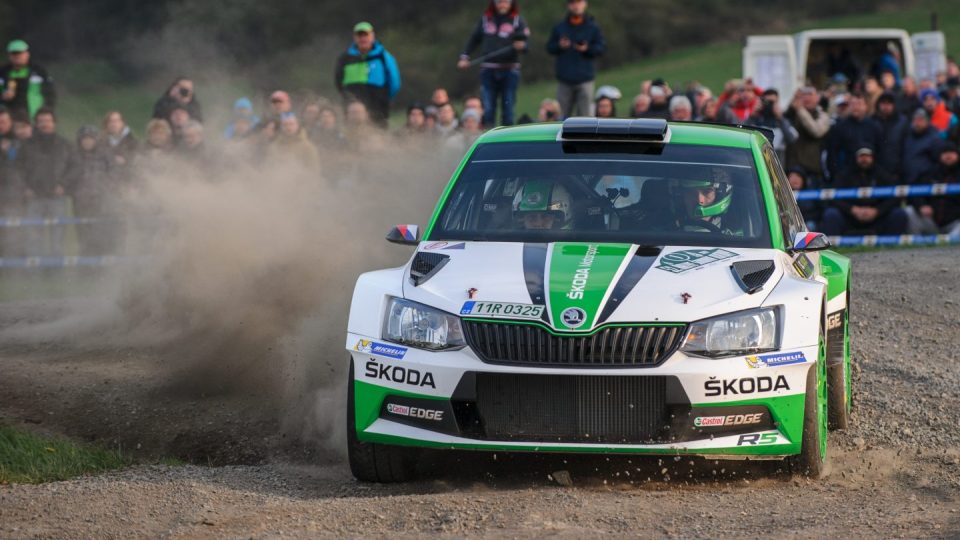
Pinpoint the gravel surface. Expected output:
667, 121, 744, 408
1, 248, 959, 538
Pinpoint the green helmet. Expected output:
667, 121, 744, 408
677, 169, 733, 218
514, 180, 572, 227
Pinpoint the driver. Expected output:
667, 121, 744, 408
675, 168, 742, 235
513, 180, 572, 230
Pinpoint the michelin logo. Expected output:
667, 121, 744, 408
745, 351, 806, 369
354, 339, 407, 360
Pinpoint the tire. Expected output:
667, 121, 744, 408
828, 289, 852, 430
346, 359, 419, 483
790, 316, 829, 478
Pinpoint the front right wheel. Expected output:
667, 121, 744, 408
346, 359, 420, 483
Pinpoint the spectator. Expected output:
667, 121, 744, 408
643, 84, 670, 119
267, 113, 320, 172
537, 98, 561, 122
431, 88, 450, 108
0, 107, 13, 158
0, 40, 54, 118
921, 144, 960, 235
311, 105, 344, 149
902, 109, 941, 183
101, 111, 138, 177
168, 105, 192, 145
827, 93, 882, 178
831, 93, 850, 121
698, 97, 735, 123
668, 95, 693, 121
943, 77, 960, 116
458, 0, 530, 127
435, 103, 459, 136
0, 107, 17, 255
445, 109, 483, 154
820, 147, 906, 236
16, 107, 74, 256
722, 82, 761, 122
301, 101, 322, 135
897, 76, 921, 116
153, 77, 202, 122
177, 120, 212, 171
880, 71, 898, 93
463, 95, 484, 124
920, 89, 957, 138
546, 0, 605, 119
875, 41, 902, 85
268, 90, 293, 122
873, 92, 908, 176
402, 103, 428, 135
787, 166, 821, 230
142, 119, 174, 156
748, 89, 798, 163
334, 21, 401, 129
863, 76, 883, 115
424, 105, 438, 132
224, 97, 258, 140
785, 86, 831, 183
72, 125, 113, 255
594, 95, 616, 118
630, 94, 650, 118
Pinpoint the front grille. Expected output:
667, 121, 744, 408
474, 373, 668, 443
463, 321, 685, 368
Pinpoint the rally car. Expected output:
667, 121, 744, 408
345, 118, 852, 482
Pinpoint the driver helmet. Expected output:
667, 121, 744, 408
513, 180, 572, 229
676, 168, 734, 218
595, 85, 623, 101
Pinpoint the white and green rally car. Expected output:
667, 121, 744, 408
346, 118, 852, 482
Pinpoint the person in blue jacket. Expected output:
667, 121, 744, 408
334, 22, 401, 129
546, 0, 605, 118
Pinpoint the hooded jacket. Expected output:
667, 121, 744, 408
902, 126, 942, 183
546, 13, 605, 85
17, 131, 75, 197
335, 40, 401, 126
461, 1, 530, 69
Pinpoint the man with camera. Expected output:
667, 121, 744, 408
0, 40, 55, 119
546, 0, 605, 119
747, 88, 798, 163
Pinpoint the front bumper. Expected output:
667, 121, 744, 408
347, 333, 814, 458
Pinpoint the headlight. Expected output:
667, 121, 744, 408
681, 307, 780, 358
383, 298, 466, 351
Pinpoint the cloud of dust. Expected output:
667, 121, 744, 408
2, 131, 455, 460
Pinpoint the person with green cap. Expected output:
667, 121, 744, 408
334, 21, 401, 129
0, 40, 55, 119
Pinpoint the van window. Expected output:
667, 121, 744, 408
805, 38, 904, 89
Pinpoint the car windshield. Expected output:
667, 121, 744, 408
430, 141, 771, 248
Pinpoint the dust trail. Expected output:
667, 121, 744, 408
1, 136, 457, 459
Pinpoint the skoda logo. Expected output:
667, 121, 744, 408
561, 307, 587, 328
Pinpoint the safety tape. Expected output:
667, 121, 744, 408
0, 256, 141, 268
828, 234, 960, 247
0, 217, 110, 228
796, 183, 960, 201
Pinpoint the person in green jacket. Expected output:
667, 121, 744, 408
0, 40, 55, 119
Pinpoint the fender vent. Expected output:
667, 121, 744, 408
410, 252, 449, 286
730, 260, 775, 294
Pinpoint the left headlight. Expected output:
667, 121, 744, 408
680, 306, 780, 358
383, 297, 466, 351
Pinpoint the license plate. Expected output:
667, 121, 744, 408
460, 301, 545, 320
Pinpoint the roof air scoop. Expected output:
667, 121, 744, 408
409, 252, 450, 286
730, 260, 776, 294
560, 117, 669, 142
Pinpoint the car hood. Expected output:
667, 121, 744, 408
403, 241, 785, 331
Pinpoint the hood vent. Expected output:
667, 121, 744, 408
410, 252, 450, 286
730, 260, 775, 294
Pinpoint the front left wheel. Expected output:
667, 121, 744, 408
346, 359, 420, 482
789, 315, 829, 478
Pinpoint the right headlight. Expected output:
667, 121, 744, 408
680, 306, 780, 358
382, 297, 466, 351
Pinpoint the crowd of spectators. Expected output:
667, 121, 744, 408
2, 0, 960, 260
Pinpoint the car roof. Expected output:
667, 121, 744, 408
476, 121, 760, 149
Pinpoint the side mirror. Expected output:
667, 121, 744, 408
792, 231, 831, 252
386, 224, 421, 245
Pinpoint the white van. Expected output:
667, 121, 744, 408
743, 28, 947, 98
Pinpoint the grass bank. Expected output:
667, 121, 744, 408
0, 424, 130, 484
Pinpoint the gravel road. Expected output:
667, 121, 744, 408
1, 247, 959, 538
